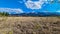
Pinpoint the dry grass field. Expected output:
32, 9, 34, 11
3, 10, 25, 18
0, 17, 60, 34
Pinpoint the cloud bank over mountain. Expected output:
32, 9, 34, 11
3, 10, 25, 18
0, 8, 23, 14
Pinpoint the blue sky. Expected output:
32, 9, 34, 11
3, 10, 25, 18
0, 0, 60, 14
0, 0, 20, 8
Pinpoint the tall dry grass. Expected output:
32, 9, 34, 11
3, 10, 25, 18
0, 17, 60, 34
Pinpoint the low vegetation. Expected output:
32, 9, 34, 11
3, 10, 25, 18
0, 17, 60, 34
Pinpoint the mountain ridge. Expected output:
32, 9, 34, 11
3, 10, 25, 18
9, 12, 60, 16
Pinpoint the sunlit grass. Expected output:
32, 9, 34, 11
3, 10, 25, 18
0, 17, 60, 34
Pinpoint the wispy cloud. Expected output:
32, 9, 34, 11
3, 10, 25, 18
0, 8, 24, 14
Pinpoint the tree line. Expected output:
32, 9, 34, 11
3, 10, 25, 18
0, 12, 9, 16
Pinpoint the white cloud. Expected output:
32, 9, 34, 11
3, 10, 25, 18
22, 0, 54, 10
0, 8, 24, 14
24, 0, 44, 9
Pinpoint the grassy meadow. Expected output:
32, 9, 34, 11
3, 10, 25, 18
0, 17, 60, 34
